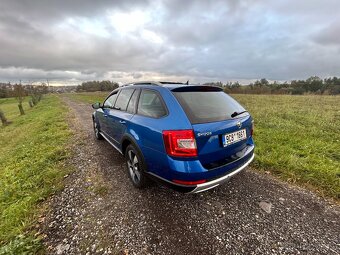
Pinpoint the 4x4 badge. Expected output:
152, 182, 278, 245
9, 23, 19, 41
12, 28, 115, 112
237, 121, 242, 128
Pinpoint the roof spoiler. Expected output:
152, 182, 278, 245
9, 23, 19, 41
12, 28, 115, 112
171, 85, 223, 92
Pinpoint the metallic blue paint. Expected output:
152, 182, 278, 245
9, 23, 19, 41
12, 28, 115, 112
93, 84, 255, 192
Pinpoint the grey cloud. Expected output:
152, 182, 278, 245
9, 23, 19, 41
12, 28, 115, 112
0, 0, 340, 84
132, 72, 143, 79
1, 0, 151, 22
0, 67, 94, 81
313, 22, 340, 46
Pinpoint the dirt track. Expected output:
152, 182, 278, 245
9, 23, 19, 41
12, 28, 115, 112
42, 96, 340, 255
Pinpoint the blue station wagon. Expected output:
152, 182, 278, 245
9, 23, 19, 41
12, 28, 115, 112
92, 82, 254, 193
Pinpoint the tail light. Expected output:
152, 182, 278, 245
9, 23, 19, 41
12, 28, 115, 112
162, 130, 197, 157
251, 120, 254, 136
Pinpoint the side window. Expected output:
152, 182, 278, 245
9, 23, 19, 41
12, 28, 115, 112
127, 89, 139, 114
114, 89, 134, 111
137, 90, 167, 118
103, 92, 118, 108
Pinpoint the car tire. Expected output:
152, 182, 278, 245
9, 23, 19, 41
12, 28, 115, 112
125, 144, 149, 188
93, 119, 103, 140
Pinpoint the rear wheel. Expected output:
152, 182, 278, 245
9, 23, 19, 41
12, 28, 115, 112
93, 119, 103, 140
125, 144, 149, 188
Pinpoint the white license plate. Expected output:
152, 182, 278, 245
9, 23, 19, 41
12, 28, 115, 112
223, 129, 247, 146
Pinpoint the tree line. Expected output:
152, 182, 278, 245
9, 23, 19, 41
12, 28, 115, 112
0, 83, 49, 98
205, 76, 340, 95
76, 80, 119, 92
2, 76, 339, 97
0, 80, 118, 98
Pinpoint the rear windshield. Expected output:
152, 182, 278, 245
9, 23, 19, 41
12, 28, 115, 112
173, 91, 248, 124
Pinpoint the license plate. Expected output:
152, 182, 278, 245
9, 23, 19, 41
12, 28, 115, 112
222, 129, 247, 146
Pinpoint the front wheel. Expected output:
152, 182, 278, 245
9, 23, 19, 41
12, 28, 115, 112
93, 119, 103, 140
125, 144, 149, 188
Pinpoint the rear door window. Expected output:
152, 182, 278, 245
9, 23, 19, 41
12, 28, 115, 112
137, 90, 167, 118
173, 91, 247, 124
114, 89, 134, 111
126, 89, 140, 114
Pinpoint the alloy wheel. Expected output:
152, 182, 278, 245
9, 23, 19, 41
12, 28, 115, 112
127, 149, 141, 184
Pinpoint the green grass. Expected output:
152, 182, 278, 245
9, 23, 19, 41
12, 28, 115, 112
232, 94, 340, 199
0, 97, 28, 120
70, 92, 340, 199
0, 95, 71, 253
65, 92, 108, 104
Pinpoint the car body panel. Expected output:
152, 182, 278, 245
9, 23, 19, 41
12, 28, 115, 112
192, 115, 253, 166
107, 109, 134, 146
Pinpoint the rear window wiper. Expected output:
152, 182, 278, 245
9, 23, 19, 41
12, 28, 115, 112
231, 110, 248, 118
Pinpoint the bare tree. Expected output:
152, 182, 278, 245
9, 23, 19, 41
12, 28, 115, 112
14, 82, 25, 115
0, 109, 9, 126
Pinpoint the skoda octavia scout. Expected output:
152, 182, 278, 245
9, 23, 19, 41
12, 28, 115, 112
92, 81, 255, 193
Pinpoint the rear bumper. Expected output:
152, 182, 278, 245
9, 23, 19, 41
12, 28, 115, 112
148, 152, 254, 193
189, 153, 254, 193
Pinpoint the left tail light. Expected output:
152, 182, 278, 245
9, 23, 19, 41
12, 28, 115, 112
162, 130, 197, 157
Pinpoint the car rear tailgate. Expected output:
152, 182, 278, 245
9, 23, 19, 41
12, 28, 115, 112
193, 116, 253, 168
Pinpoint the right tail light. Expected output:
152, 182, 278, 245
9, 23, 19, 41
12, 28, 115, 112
251, 120, 254, 136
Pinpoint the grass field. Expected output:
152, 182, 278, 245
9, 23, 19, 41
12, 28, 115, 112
0, 96, 71, 253
232, 94, 340, 199
65, 92, 108, 104
66, 92, 340, 199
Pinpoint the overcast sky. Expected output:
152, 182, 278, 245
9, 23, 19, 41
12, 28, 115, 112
1, 0, 339, 85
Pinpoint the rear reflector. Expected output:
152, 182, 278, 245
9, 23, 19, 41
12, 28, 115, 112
162, 130, 197, 157
251, 120, 254, 136
173, 179, 206, 185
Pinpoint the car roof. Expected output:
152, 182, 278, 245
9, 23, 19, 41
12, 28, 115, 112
120, 81, 221, 91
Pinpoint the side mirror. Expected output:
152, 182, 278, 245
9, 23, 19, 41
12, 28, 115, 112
92, 102, 102, 109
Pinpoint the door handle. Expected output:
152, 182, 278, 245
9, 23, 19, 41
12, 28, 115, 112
119, 120, 126, 124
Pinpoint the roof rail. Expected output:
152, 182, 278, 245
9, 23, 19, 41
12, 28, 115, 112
123, 81, 186, 87
132, 81, 161, 86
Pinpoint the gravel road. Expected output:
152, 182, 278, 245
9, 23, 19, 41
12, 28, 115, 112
41, 96, 340, 255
